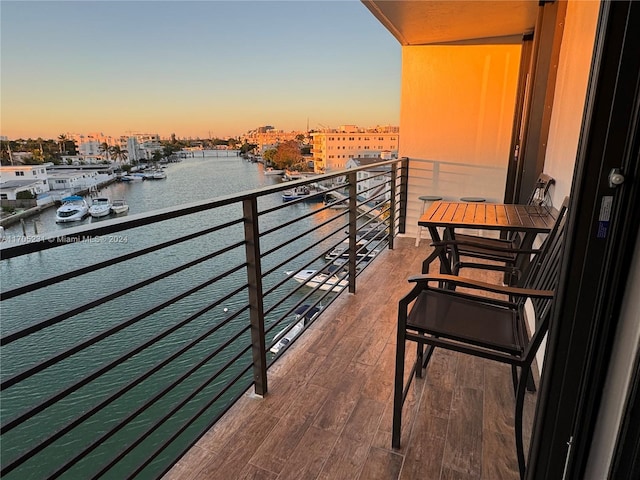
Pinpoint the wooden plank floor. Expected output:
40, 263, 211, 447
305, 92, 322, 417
164, 237, 538, 480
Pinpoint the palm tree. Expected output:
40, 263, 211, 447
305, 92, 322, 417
99, 142, 111, 162
58, 134, 68, 154
109, 145, 128, 164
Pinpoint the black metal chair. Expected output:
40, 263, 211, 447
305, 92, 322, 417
433, 174, 555, 283
392, 197, 569, 480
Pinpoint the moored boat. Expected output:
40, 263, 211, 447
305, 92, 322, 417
121, 174, 144, 182
286, 268, 348, 292
111, 199, 129, 215
88, 197, 112, 218
281, 185, 323, 202
55, 195, 89, 223
325, 240, 379, 263
270, 305, 322, 354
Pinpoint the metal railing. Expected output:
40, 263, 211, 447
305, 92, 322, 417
0, 158, 408, 479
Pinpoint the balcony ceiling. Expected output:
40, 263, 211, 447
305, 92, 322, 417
362, 0, 539, 45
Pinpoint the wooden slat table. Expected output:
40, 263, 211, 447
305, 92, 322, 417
418, 201, 559, 275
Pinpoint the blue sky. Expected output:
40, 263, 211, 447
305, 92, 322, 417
1, 1, 401, 139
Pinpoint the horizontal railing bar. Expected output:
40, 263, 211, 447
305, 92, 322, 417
1, 239, 246, 346
263, 259, 340, 339
257, 182, 347, 217
260, 213, 347, 264
1, 302, 251, 476
0, 217, 244, 302
47, 317, 253, 480
259, 199, 347, 239
261, 232, 347, 300
355, 201, 390, 225
265, 295, 326, 340
123, 346, 255, 480
1, 262, 249, 391
1, 280, 249, 436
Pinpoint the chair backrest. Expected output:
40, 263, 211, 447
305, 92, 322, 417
506, 173, 555, 245
519, 197, 570, 356
527, 173, 555, 206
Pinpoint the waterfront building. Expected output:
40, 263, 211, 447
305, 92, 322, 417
241, 126, 307, 155
311, 125, 399, 173
0, 164, 51, 201
345, 157, 392, 203
46, 166, 113, 194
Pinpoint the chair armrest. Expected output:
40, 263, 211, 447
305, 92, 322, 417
407, 273, 554, 299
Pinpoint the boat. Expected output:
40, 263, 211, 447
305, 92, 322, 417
55, 195, 89, 223
270, 305, 322, 354
121, 174, 144, 182
281, 185, 323, 202
282, 170, 305, 181
143, 170, 167, 180
286, 268, 348, 292
264, 167, 284, 175
355, 222, 388, 241
325, 240, 379, 263
111, 199, 129, 215
88, 197, 112, 218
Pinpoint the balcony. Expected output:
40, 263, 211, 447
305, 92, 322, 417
0, 157, 537, 479
164, 237, 533, 480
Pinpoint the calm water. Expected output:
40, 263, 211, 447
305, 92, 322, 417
0, 152, 348, 479
4, 151, 280, 238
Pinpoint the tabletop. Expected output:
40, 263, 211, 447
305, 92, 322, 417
418, 201, 559, 232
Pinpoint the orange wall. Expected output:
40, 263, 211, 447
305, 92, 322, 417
399, 44, 521, 234
400, 44, 521, 167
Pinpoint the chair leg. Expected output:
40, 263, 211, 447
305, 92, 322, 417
416, 342, 423, 378
392, 330, 407, 448
515, 365, 530, 480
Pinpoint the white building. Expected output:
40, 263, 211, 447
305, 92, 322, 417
311, 125, 399, 173
345, 157, 392, 203
0, 165, 51, 201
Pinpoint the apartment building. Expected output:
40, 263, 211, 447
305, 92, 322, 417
241, 126, 307, 154
311, 125, 399, 173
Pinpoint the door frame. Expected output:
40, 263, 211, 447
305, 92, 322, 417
527, 1, 640, 478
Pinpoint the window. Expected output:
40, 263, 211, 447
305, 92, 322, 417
15, 171, 24, 176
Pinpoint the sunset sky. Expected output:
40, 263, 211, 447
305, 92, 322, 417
1, 0, 401, 140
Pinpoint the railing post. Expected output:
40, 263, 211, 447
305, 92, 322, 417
347, 171, 357, 294
389, 162, 397, 250
242, 197, 267, 396
398, 157, 409, 235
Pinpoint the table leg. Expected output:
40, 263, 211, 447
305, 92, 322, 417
421, 226, 452, 275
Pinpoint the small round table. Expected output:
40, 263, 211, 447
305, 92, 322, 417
459, 197, 486, 202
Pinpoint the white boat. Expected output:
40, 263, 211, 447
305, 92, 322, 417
282, 185, 323, 202
286, 268, 348, 292
270, 305, 322, 354
325, 240, 379, 263
111, 199, 129, 215
264, 167, 284, 175
121, 173, 144, 182
55, 195, 89, 223
88, 197, 112, 218
143, 170, 166, 179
